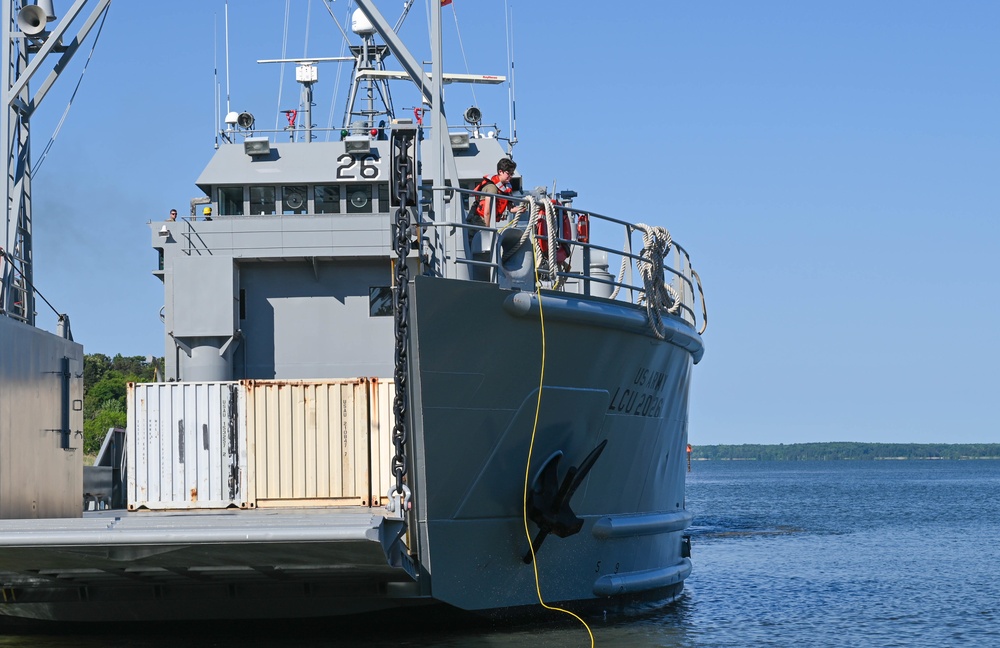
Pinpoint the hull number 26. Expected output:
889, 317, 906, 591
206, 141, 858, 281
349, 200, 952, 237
336, 154, 381, 180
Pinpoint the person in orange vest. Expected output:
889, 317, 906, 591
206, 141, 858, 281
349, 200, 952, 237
467, 158, 526, 239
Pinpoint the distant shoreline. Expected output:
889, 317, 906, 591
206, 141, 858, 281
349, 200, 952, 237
689, 442, 1000, 461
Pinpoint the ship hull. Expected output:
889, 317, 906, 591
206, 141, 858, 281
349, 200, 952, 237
0, 276, 699, 622
407, 276, 697, 609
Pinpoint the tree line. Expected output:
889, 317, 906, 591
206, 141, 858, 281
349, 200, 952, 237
83, 355, 997, 462
83, 353, 160, 454
691, 442, 1000, 461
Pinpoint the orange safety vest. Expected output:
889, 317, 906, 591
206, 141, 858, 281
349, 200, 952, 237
473, 175, 513, 221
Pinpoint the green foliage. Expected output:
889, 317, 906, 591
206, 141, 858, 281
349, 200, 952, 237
84, 371, 127, 419
82, 353, 160, 455
83, 353, 111, 386
690, 442, 1000, 461
83, 400, 126, 454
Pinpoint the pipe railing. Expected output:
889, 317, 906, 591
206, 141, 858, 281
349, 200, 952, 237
425, 186, 706, 333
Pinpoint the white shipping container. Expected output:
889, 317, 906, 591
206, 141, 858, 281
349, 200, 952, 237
127, 382, 248, 510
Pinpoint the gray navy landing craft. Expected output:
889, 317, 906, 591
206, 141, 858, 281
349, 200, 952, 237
0, 0, 707, 623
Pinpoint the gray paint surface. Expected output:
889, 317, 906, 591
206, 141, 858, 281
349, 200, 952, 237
406, 276, 695, 610
0, 317, 83, 519
238, 260, 393, 379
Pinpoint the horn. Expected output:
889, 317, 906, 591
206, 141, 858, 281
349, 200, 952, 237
17, 5, 47, 36
37, 0, 56, 20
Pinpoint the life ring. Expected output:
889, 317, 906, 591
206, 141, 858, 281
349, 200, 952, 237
535, 203, 572, 267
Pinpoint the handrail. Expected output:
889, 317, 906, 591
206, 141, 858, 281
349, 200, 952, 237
426, 185, 708, 334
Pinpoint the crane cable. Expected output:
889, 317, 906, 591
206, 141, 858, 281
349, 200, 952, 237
522, 229, 595, 648
33, 3, 111, 174
321, 0, 354, 138
446, 0, 477, 109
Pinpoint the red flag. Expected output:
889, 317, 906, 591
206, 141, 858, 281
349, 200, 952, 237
441, 0, 452, 5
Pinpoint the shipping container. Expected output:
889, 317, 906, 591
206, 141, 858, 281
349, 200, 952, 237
127, 382, 247, 510
245, 379, 371, 507
128, 379, 396, 510
368, 378, 394, 507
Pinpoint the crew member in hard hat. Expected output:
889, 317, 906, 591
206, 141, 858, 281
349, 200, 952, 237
202, 206, 213, 221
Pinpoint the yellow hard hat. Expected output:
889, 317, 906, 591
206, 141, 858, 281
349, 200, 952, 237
203, 206, 212, 215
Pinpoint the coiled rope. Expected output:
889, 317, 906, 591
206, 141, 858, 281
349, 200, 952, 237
500, 201, 685, 339
633, 223, 681, 340
500, 195, 568, 289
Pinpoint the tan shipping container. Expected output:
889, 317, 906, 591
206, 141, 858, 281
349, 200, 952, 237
244, 379, 394, 508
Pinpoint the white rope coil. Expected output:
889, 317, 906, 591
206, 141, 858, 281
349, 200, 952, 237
501, 195, 568, 289
633, 223, 681, 339
498, 200, 686, 338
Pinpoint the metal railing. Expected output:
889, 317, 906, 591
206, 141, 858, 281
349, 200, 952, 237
154, 184, 707, 337
425, 186, 708, 335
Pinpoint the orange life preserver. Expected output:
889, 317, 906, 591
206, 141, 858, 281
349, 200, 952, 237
576, 213, 590, 244
535, 202, 572, 266
473, 175, 513, 222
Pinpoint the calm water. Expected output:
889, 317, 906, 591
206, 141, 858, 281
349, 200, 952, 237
3, 460, 998, 647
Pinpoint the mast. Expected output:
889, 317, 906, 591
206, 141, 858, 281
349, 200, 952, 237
353, 0, 468, 280
1, 0, 111, 326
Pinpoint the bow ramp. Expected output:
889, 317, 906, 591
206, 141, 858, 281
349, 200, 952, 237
0, 507, 416, 622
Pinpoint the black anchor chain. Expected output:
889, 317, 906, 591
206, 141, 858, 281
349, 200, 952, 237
391, 132, 415, 506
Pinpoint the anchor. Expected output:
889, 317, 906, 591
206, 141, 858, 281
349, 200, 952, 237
523, 439, 608, 564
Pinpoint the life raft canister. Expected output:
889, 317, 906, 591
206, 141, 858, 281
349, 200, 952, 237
535, 201, 572, 266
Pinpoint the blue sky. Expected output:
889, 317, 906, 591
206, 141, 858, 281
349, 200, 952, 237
25, 1, 999, 445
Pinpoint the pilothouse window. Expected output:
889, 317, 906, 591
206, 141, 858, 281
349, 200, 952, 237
377, 183, 389, 213
249, 186, 276, 215
315, 185, 340, 214
282, 185, 307, 214
347, 185, 372, 214
219, 186, 244, 216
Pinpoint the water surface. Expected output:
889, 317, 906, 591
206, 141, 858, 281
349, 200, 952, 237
3, 460, 997, 646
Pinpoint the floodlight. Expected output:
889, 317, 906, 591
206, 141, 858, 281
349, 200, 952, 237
463, 106, 482, 126
344, 135, 371, 154
449, 132, 470, 150
244, 137, 271, 157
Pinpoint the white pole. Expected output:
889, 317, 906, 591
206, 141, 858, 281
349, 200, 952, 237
225, 0, 232, 115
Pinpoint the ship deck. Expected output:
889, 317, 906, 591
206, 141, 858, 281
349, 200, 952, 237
0, 506, 394, 546
0, 507, 418, 622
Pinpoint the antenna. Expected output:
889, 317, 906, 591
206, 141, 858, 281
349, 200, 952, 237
505, 1, 518, 156
225, 0, 232, 116
214, 13, 219, 148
